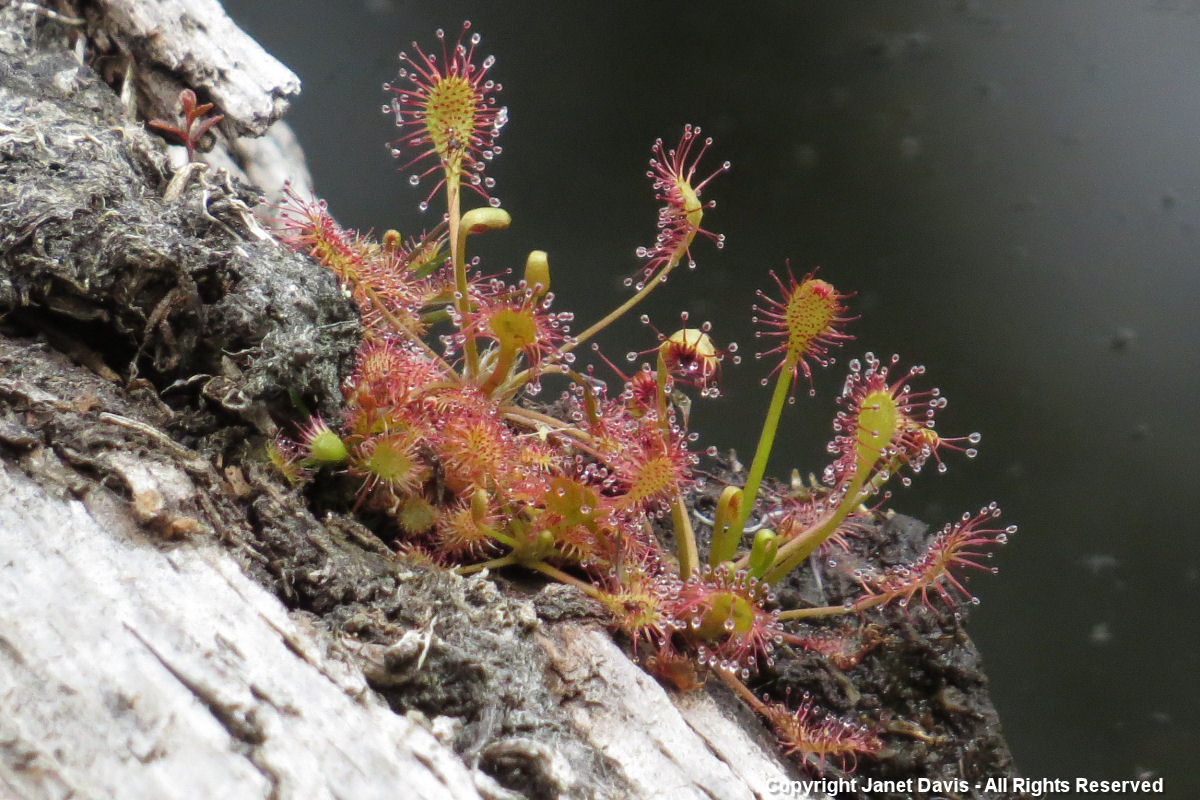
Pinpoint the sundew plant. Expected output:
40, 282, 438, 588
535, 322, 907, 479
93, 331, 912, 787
268, 22, 1013, 773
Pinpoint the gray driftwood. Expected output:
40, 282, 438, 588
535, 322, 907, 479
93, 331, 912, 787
0, 3, 803, 799
92, 0, 300, 136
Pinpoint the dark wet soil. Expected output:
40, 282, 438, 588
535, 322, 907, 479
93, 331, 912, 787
770, 512, 1024, 799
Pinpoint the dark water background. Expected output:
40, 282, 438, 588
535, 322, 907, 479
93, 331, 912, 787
223, 1, 1200, 794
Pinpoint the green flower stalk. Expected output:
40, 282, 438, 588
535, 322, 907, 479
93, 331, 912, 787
727, 270, 854, 552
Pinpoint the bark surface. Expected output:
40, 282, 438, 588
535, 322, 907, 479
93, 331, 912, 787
0, 4, 802, 799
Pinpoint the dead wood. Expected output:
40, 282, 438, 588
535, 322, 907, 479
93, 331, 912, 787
0, 4, 802, 799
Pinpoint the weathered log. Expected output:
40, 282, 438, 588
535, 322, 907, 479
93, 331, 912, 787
0, 443, 488, 800
90, 0, 300, 137
0, 3, 804, 799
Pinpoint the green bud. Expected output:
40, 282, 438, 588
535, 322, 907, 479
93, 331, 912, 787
471, 488, 490, 524
746, 529, 778, 580
707, 486, 744, 566
524, 250, 550, 294
461, 207, 512, 235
